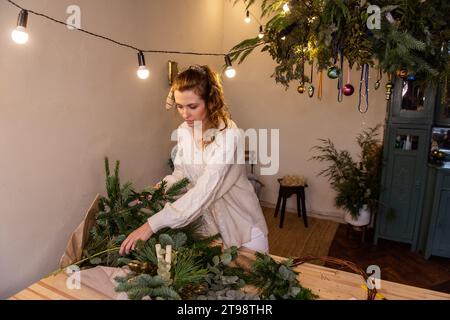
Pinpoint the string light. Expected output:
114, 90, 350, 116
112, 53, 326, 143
282, 3, 290, 13
11, 9, 29, 44
137, 51, 150, 80
258, 25, 264, 39
224, 55, 236, 78
244, 10, 251, 23
5, 0, 264, 80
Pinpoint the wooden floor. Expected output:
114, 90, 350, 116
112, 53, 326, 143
328, 224, 450, 294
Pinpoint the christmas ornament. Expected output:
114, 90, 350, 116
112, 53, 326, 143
343, 84, 355, 96
342, 65, 354, 96
297, 83, 306, 94
396, 69, 408, 79
297, 65, 307, 94
308, 85, 315, 97
374, 68, 382, 90
407, 74, 416, 81
357, 64, 369, 113
327, 66, 340, 79
374, 81, 381, 90
308, 61, 314, 98
385, 82, 394, 100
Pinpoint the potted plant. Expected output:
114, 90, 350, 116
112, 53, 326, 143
311, 125, 383, 227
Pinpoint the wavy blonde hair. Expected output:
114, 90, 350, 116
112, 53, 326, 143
171, 65, 231, 148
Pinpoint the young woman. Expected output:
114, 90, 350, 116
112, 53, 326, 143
119, 65, 268, 255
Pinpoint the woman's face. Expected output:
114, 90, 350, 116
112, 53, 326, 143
174, 90, 208, 128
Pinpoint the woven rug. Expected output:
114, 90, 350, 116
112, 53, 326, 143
262, 206, 340, 264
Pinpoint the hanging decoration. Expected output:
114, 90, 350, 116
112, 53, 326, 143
374, 69, 382, 90
357, 64, 370, 113
327, 66, 340, 80
337, 51, 344, 102
385, 74, 394, 101
308, 61, 315, 98
342, 65, 355, 97
317, 70, 323, 100
230, 0, 449, 94
297, 82, 306, 94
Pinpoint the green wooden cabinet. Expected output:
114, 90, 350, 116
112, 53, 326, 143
389, 78, 436, 125
423, 165, 450, 259
374, 125, 430, 250
434, 82, 450, 126
375, 78, 437, 250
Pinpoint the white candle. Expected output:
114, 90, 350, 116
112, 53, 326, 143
165, 245, 172, 264
155, 244, 162, 260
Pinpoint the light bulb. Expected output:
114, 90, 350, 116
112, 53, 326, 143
281, 36, 286, 41
11, 10, 29, 44
224, 55, 236, 78
258, 26, 264, 39
137, 66, 150, 79
282, 3, 290, 13
244, 11, 251, 23
225, 66, 236, 78
11, 26, 29, 44
136, 51, 149, 79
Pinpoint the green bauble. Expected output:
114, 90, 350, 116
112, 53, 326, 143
327, 66, 340, 79
308, 85, 315, 97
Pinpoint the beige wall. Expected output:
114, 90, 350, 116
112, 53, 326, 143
221, 1, 387, 220
0, 0, 224, 299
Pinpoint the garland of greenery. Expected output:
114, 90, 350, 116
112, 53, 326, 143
230, 0, 449, 91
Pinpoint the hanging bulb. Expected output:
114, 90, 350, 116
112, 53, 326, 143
258, 26, 264, 39
282, 3, 290, 13
11, 10, 29, 44
136, 51, 149, 80
224, 55, 236, 78
244, 11, 251, 23
281, 36, 286, 41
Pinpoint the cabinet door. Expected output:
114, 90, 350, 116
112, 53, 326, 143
431, 184, 450, 257
390, 78, 435, 125
435, 82, 450, 126
378, 127, 428, 243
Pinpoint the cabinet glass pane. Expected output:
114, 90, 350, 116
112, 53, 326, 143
395, 134, 419, 150
401, 80, 426, 112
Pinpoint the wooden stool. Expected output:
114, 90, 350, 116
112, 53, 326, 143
274, 178, 308, 228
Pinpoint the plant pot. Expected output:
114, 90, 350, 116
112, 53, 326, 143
344, 205, 371, 226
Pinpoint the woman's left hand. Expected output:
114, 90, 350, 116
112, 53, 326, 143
119, 222, 153, 255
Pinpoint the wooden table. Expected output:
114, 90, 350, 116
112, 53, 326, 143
10, 261, 450, 300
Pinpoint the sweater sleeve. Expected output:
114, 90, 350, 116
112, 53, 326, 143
159, 143, 185, 190
148, 128, 241, 232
